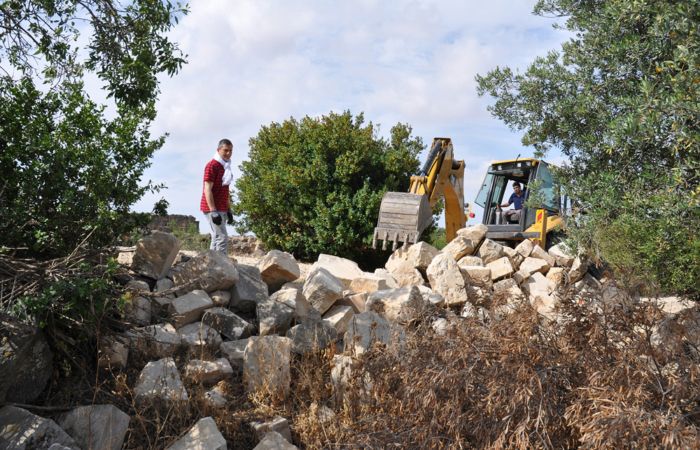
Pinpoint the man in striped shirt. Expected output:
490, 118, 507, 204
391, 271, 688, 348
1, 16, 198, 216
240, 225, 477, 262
201, 139, 234, 253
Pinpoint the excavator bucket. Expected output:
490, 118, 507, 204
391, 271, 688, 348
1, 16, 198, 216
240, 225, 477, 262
372, 192, 433, 251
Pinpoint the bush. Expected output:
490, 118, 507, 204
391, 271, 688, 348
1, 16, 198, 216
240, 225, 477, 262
170, 220, 211, 253
232, 111, 423, 267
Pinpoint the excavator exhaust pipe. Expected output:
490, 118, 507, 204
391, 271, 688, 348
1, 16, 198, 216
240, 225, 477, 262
372, 192, 433, 251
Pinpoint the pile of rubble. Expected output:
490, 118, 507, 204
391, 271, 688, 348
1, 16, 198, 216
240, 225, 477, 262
1, 225, 694, 449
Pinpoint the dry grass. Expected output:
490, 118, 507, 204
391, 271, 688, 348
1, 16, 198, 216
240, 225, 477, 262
289, 281, 700, 449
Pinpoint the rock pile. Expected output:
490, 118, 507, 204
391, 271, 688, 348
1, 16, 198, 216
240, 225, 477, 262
2, 224, 693, 449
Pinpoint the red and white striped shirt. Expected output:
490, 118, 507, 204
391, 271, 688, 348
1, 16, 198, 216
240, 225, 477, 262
200, 159, 229, 212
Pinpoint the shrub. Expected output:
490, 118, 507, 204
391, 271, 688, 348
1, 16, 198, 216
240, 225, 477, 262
232, 111, 423, 266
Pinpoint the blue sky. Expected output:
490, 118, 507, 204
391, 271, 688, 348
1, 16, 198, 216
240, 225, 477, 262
123, 0, 570, 233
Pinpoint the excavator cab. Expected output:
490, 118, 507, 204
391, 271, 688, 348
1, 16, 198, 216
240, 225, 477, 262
476, 159, 566, 247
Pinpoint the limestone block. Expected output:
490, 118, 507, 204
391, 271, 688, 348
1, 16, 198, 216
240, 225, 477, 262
458, 263, 492, 289
390, 267, 426, 287
173, 250, 239, 293
271, 288, 321, 325
58, 404, 130, 450
281, 281, 303, 291
477, 239, 505, 265
97, 335, 129, 370
331, 354, 369, 407
220, 338, 256, 371
460, 255, 484, 267
259, 250, 301, 292
126, 279, 151, 293
442, 236, 476, 261
493, 278, 524, 298
152, 278, 176, 317
385, 247, 409, 273
344, 312, 405, 355
311, 254, 364, 290
547, 267, 566, 285
116, 246, 135, 267
166, 417, 226, 450
515, 239, 534, 258
456, 223, 488, 243
209, 290, 231, 308
519, 257, 550, 277
526, 273, 557, 318
426, 252, 467, 306
373, 269, 400, 289
251, 416, 293, 444
286, 321, 338, 355
230, 263, 269, 312
185, 358, 233, 385
568, 257, 587, 283
530, 245, 556, 267
124, 295, 152, 326
322, 305, 355, 334
0, 314, 53, 403
548, 243, 575, 268
156, 277, 175, 294
258, 296, 295, 336
502, 246, 516, 258
178, 322, 223, 351
131, 231, 180, 280
243, 336, 292, 399
204, 384, 227, 407
349, 274, 387, 294
253, 431, 298, 450
487, 257, 515, 281
405, 241, 440, 273
202, 307, 254, 340
303, 267, 344, 315
168, 289, 213, 327
0, 406, 78, 450
129, 323, 181, 358
366, 286, 425, 323
134, 357, 188, 404
335, 293, 368, 314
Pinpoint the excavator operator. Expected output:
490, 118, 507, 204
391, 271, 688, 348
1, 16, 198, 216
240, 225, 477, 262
500, 181, 526, 224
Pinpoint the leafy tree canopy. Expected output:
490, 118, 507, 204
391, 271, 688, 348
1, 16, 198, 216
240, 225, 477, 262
477, 0, 700, 296
232, 111, 424, 266
0, 1, 188, 254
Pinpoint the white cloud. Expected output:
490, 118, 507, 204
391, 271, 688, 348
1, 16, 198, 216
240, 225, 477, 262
127, 0, 571, 231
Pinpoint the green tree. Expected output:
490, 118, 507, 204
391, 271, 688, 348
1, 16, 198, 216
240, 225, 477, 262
0, 0, 187, 254
477, 0, 700, 296
232, 111, 423, 266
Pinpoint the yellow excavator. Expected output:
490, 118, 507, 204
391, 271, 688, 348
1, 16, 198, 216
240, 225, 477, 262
372, 138, 567, 251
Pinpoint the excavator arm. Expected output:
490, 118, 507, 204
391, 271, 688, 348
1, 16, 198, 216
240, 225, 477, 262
373, 138, 469, 251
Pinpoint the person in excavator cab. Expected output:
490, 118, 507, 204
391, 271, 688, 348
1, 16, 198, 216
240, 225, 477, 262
500, 181, 526, 224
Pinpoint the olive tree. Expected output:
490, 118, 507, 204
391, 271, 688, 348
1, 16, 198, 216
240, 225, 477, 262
477, 0, 700, 296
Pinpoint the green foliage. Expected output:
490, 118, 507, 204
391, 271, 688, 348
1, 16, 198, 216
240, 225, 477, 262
422, 227, 447, 250
0, 1, 188, 255
232, 111, 423, 264
477, 0, 700, 297
0, 78, 161, 254
170, 220, 211, 252
13, 259, 120, 339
